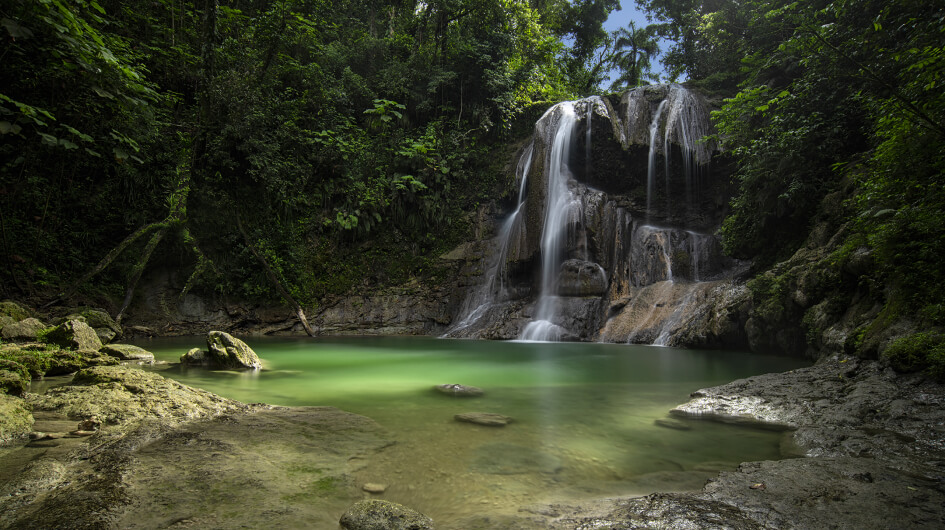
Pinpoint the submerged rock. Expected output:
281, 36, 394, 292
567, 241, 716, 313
206, 331, 261, 369
454, 412, 512, 427
434, 383, 483, 397
340, 499, 435, 530
471, 442, 562, 475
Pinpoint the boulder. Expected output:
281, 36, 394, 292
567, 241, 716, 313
434, 384, 484, 397
44, 349, 120, 376
340, 499, 435, 530
557, 259, 608, 297
45, 320, 103, 351
0, 393, 33, 444
100, 344, 155, 362
454, 412, 512, 427
1, 317, 47, 341
60, 309, 122, 344
206, 331, 261, 369
0, 359, 30, 396
180, 347, 208, 366
0, 300, 30, 321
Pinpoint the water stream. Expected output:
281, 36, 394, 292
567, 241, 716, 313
138, 336, 807, 527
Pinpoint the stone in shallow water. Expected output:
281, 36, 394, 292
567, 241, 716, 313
362, 483, 387, 493
434, 383, 483, 397
100, 344, 155, 362
454, 412, 512, 427
340, 499, 434, 530
471, 442, 562, 475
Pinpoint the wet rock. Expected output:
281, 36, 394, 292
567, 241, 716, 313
434, 383, 484, 397
180, 347, 208, 365
100, 344, 155, 362
454, 412, 512, 427
340, 499, 435, 530
45, 319, 103, 351
0, 459, 66, 496
206, 331, 261, 369
362, 483, 387, 493
557, 259, 608, 297
0, 394, 33, 444
1, 317, 47, 341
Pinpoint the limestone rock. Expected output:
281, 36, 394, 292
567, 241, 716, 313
100, 344, 155, 362
340, 499, 434, 530
434, 383, 483, 397
45, 320, 103, 351
1, 317, 47, 341
206, 331, 261, 369
60, 309, 122, 344
454, 412, 512, 427
0, 394, 33, 444
180, 347, 208, 365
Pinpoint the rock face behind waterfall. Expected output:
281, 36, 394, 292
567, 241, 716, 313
445, 84, 747, 346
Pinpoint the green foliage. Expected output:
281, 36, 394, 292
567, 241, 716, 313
883, 332, 945, 380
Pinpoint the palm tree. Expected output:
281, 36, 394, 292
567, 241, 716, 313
609, 21, 660, 90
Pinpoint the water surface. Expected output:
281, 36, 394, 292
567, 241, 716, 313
138, 336, 807, 526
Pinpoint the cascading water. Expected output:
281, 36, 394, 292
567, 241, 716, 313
520, 102, 580, 341
447, 84, 743, 346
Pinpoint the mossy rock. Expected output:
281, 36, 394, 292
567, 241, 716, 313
0, 359, 30, 395
45, 320, 103, 351
1, 317, 48, 341
0, 300, 31, 321
206, 331, 261, 369
0, 393, 33, 445
100, 344, 154, 362
340, 499, 435, 530
60, 309, 122, 344
45, 349, 119, 376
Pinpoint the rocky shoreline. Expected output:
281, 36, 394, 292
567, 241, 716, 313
2, 299, 944, 528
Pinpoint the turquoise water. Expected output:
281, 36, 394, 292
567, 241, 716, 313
138, 336, 807, 525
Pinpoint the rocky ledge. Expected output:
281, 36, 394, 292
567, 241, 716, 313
536, 355, 945, 529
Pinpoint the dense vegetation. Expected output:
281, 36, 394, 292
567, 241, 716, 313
642, 0, 944, 374
2, 0, 943, 373
1, 0, 643, 310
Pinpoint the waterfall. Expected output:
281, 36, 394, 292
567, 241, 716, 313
446, 84, 738, 346
646, 100, 668, 221
520, 102, 580, 341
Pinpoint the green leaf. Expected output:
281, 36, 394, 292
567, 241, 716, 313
0, 121, 22, 135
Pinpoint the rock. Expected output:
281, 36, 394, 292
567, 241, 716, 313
60, 309, 122, 344
340, 499, 434, 530
127, 325, 156, 337
557, 259, 608, 296
1, 317, 47, 341
362, 483, 387, 493
100, 344, 155, 362
434, 384, 483, 397
454, 412, 512, 427
654, 418, 692, 430
26, 365, 245, 426
0, 359, 30, 396
0, 300, 30, 321
0, 314, 14, 330
76, 415, 102, 432
45, 320, 103, 351
1, 459, 66, 495
180, 347, 208, 365
206, 331, 261, 369
0, 394, 33, 444
44, 349, 120, 376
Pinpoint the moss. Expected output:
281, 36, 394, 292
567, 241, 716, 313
883, 331, 945, 379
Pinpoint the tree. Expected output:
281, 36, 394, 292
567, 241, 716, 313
608, 20, 660, 90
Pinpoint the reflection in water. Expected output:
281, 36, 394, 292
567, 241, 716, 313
139, 336, 806, 527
